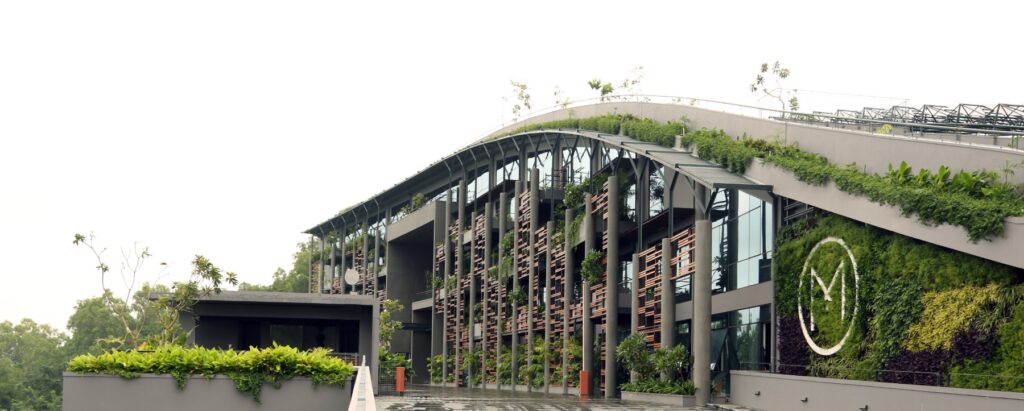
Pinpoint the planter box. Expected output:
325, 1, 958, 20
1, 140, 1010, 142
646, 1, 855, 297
620, 390, 727, 407
63, 373, 351, 411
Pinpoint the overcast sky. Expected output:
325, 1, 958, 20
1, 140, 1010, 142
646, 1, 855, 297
1, 0, 1021, 330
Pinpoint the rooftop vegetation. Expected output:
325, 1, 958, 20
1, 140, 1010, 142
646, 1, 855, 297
66, 345, 355, 402
680, 128, 1024, 241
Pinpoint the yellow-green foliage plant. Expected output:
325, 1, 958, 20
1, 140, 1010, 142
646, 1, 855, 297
67, 344, 355, 402
904, 285, 999, 352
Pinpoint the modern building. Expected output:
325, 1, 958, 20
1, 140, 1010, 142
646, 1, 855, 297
303, 100, 1024, 409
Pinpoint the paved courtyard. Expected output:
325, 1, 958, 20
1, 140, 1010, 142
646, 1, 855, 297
376, 385, 715, 410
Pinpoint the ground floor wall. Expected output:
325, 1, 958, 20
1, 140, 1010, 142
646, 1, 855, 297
731, 370, 1024, 411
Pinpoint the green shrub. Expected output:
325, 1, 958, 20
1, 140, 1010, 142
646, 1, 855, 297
620, 379, 696, 395
66, 345, 355, 402
616, 333, 654, 377
507, 114, 686, 148
651, 344, 689, 377
905, 285, 998, 352
581, 250, 605, 285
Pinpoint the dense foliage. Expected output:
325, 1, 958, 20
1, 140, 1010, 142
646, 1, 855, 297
681, 129, 1024, 241
580, 250, 605, 285
616, 332, 693, 394
506, 114, 687, 148
776, 214, 1024, 391
66, 345, 355, 402
0, 320, 67, 411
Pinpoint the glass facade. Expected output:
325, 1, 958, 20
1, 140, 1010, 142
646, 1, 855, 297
711, 190, 773, 294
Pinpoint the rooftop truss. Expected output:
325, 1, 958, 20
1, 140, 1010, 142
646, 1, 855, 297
803, 102, 1024, 133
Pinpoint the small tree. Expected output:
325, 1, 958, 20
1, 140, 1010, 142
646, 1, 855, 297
379, 299, 403, 352
651, 343, 690, 379
73, 233, 237, 347
750, 61, 799, 112
506, 80, 532, 122
587, 78, 615, 101
616, 333, 654, 377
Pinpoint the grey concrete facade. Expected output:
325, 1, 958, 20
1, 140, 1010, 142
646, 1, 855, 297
63, 373, 351, 411
731, 371, 1024, 411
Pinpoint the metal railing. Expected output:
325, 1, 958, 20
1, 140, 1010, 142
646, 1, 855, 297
464, 94, 1024, 151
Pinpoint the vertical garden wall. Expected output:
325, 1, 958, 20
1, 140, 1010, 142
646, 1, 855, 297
775, 214, 1024, 392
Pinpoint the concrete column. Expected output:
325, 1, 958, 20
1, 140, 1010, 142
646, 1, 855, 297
527, 167, 539, 392
629, 253, 639, 383
318, 236, 325, 294
693, 186, 712, 405
511, 180, 521, 391
581, 193, 594, 396
483, 202, 492, 386
544, 220, 553, 393
443, 191, 452, 386
328, 238, 336, 294
362, 220, 369, 295
605, 174, 620, 399
456, 180, 466, 385
340, 225, 348, 294
562, 207, 574, 395
307, 236, 314, 293
468, 210, 477, 386
660, 237, 676, 380
373, 228, 381, 295
497, 191, 507, 390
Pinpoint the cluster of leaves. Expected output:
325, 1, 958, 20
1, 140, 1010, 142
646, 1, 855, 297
378, 299, 404, 352
427, 354, 453, 383
620, 379, 696, 395
680, 129, 758, 173
66, 345, 355, 402
580, 250, 605, 285
461, 349, 482, 386
506, 114, 687, 149
904, 285, 998, 352
617, 334, 690, 378
398, 193, 427, 216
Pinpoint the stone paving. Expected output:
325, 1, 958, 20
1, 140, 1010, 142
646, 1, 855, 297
376, 385, 715, 410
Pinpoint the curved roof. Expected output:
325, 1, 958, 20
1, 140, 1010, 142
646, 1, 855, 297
305, 127, 768, 235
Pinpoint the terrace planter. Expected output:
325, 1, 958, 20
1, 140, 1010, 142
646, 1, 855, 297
63, 372, 351, 411
620, 390, 727, 407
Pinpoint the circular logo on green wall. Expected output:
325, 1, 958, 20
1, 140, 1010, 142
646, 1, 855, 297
797, 237, 859, 356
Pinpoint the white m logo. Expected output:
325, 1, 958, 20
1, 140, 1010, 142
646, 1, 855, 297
797, 237, 859, 356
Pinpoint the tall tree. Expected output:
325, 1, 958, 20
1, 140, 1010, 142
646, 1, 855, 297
0, 319, 67, 411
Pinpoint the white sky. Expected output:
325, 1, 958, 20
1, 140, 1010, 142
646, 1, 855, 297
1, 0, 1022, 331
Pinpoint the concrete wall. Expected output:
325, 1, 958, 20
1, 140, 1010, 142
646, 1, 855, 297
485, 102, 1024, 185
63, 373, 351, 411
731, 370, 1024, 411
744, 159, 1024, 269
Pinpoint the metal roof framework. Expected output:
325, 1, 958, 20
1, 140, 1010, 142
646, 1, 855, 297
304, 128, 769, 236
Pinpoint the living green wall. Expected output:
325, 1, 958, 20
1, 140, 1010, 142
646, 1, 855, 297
775, 214, 1024, 391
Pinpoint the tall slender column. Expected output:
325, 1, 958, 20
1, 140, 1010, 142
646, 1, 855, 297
482, 202, 492, 386
511, 181, 521, 391
527, 167, 539, 392
497, 191, 507, 390
307, 236, 313, 293
361, 220, 369, 294
660, 237, 676, 380
543, 220, 553, 393
315, 235, 323, 293
456, 180, 466, 385
629, 253, 639, 383
328, 237, 336, 294
468, 210, 478, 386
340, 225, 347, 294
373, 228, 381, 296
562, 207, 574, 395
443, 192, 452, 386
693, 185, 712, 405
581, 193, 594, 396
605, 175, 620, 399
